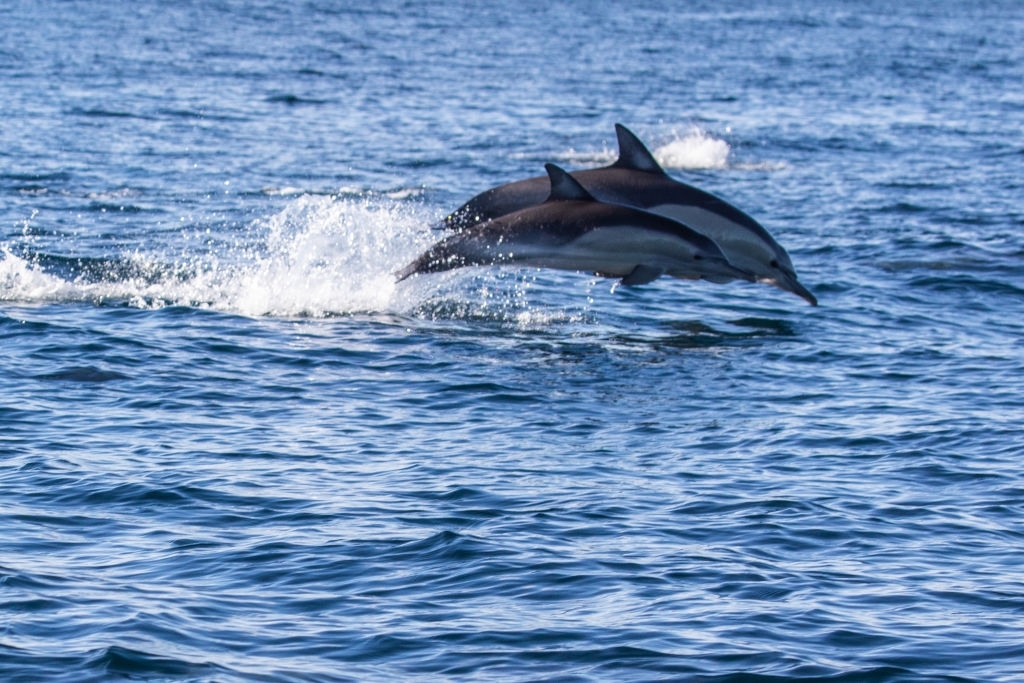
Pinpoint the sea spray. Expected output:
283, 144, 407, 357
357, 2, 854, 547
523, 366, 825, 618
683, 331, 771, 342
222, 193, 430, 317
0, 194, 434, 317
654, 127, 731, 170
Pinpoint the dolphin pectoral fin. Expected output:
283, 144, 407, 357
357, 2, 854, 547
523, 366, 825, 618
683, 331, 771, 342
619, 264, 664, 286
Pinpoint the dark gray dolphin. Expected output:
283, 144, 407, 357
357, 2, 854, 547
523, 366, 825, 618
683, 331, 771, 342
399, 164, 755, 287
443, 124, 817, 305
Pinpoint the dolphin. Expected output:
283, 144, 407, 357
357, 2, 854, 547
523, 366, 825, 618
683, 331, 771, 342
442, 124, 817, 305
399, 164, 755, 287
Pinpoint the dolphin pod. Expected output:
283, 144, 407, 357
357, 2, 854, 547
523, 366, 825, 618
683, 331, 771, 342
403, 124, 816, 305
398, 164, 753, 286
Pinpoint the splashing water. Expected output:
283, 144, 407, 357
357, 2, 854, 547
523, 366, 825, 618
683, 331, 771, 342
1, 194, 439, 318
653, 128, 732, 170
221, 194, 430, 317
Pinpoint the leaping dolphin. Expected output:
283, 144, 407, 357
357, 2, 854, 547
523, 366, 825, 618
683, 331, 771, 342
442, 124, 817, 305
399, 164, 755, 287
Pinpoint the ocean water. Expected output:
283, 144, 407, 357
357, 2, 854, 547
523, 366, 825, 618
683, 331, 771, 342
3, 1, 1024, 680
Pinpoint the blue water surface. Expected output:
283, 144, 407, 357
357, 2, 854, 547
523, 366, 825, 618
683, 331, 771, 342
3, 1, 1024, 681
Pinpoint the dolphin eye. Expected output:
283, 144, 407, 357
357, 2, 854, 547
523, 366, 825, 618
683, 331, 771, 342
694, 254, 703, 260
770, 259, 779, 268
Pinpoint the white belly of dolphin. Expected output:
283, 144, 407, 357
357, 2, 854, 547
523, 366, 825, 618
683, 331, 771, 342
646, 204, 786, 276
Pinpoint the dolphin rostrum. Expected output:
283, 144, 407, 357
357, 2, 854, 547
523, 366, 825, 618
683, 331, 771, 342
442, 124, 817, 305
399, 164, 755, 287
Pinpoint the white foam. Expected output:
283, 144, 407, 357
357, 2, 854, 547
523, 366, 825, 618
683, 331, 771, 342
217, 195, 422, 316
0, 247, 81, 303
653, 128, 731, 170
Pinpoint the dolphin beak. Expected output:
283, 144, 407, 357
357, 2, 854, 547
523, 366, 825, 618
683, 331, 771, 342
771, 271, 818, 306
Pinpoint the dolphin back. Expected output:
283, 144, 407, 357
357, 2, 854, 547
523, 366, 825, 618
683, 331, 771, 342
443, 177, 549, 230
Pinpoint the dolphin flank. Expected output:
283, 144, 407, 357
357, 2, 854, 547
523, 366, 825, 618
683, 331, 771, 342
398, 164, 755, 287
442, 124, 816, 305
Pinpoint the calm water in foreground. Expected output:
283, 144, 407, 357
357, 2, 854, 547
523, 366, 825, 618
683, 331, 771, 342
2, 1, 1024, 681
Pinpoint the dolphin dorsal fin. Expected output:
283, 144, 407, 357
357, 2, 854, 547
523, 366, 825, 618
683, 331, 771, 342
545, 163, 596, 202
611, 124, 667, 175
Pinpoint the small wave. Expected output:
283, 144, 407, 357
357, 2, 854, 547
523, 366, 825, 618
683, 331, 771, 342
264, 93, 329, 105
260, 186, 309, 197
33, 366, 131, 383
86, 201, 149, 214
1, 171, 72, 183
551, 145, 618, 167
15, 186, 55, 196
733, 160, 789, 172
85, 645, 223, 680
69, 106, 153, 120
86, 188, 144, 201
261, 186, 424, 200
